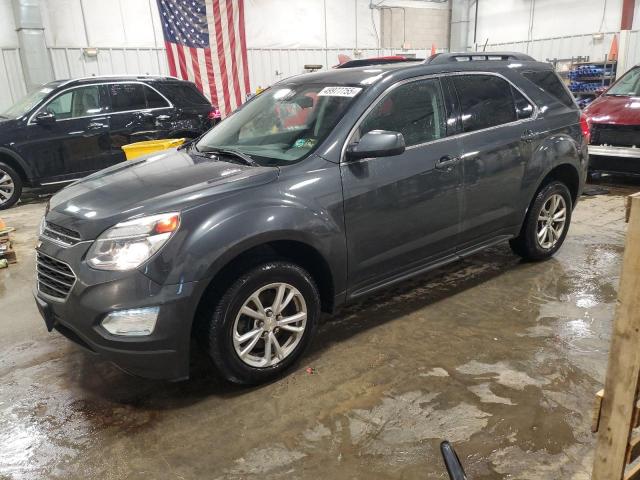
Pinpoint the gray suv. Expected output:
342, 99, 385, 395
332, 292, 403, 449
34, 53, 589, 385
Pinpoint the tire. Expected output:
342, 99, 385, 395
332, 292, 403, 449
0, 162, 22, 210
202, 261, 320, 385
509, 180, 572, 261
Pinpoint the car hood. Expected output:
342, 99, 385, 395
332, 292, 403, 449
47, 148, 280, 239
584, 95, 640, 125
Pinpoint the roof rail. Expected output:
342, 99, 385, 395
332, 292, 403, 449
426, 52, 536, 64
71, 74, 172, 82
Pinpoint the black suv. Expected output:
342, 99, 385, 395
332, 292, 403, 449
0, 75, 220, 209
34, 53, 588, 385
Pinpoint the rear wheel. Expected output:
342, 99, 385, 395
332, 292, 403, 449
202, 261, 320, 385
509, 181, 572, 261
0, 162, 22, 210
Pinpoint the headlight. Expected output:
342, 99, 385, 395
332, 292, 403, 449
87, 212, 180, 271
38, 201, 50, 236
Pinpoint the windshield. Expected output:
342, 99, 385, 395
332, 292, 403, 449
195, 84, 363, 165
607, 67, 640, 96
1, 85, 57, 118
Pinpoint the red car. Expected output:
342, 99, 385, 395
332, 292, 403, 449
584, 65, 640, 175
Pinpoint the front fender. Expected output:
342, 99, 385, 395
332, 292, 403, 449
140, 161, 347, 298
201, 204, 344, 280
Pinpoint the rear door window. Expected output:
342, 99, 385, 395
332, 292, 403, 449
357, 78, 447, 147
108, 83, 147, 112
452, 75, 517, 132
522, 70, 575, 108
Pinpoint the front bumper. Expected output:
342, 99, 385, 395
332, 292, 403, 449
589, 145, 640, 175
34, 238, 208, 380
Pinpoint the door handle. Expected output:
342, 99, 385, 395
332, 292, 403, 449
521, 129, 538, 142
87, 122, 107, 130
156, 115, 171, 121
435, 155, 460, 171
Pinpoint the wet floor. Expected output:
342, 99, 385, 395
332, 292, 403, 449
0, 181, 635, 479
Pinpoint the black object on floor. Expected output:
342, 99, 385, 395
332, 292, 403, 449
583, 186, 610, 196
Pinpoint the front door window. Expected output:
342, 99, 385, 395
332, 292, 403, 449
357, 78, 447, 146
41, 85, 106, 120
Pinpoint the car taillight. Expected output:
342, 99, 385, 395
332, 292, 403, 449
208, 107, 221, 120
580, 113, 591, 144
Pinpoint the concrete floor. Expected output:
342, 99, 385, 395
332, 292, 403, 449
0, 182, 634, 479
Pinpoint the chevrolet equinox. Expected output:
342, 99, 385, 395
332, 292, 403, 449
34, 53, 589, 385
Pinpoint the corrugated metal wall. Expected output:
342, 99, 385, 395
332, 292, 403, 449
42, 37, 640, 99
247, 47, 434, 90
49, 46, 434, 93
0, 48, 27, 112
3, 32, 638, 111
480, 32, 620, 63
48, 47, 168, 80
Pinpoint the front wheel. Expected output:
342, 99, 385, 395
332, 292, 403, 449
509, 181, 572, 261
202, 261, 320, 385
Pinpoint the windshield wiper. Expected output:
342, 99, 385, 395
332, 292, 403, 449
196, 147, 258, 166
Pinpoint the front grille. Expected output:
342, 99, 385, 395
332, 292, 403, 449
36, 252, 76, 300
42, 221, 82, 247
591, 124, 640, 148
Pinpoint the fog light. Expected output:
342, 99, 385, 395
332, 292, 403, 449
101, 307, 159, 336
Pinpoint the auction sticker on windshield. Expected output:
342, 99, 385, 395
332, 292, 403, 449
318, 86, 363, 97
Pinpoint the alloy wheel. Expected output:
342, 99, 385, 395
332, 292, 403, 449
536, 193, 567, 249
232, 282, 308, 368
0, 168, 14, 206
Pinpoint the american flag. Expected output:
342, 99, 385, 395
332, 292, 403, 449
157, 0, 250, 116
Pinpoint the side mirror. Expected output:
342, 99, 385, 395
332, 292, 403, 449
346, 130, 405, 161
34, 111, 56, 126
516, 103, 534, 120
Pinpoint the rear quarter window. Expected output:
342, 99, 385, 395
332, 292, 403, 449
522, 70, 576, 108
161, 83, 211, 107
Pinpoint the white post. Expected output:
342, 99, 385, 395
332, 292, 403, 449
617, 30, 631, 78
12, 0, 53, 90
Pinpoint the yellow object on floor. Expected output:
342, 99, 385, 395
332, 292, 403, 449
121, 138, 186, 161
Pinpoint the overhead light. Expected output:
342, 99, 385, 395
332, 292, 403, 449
83, 47, 99, 57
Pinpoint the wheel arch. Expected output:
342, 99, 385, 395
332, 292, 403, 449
0, 148, 31, 183
193, 235, 338, 330
536, 163, 580, 207
516, 162, 580, 236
